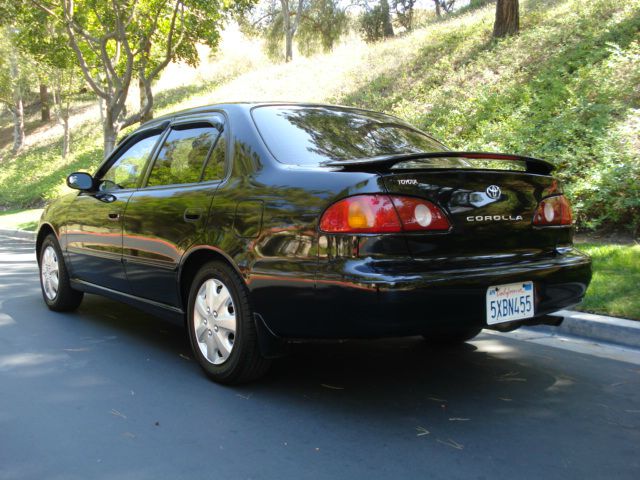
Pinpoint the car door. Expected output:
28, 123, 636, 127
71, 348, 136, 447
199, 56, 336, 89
65, 129, 163, 291
123, 114, 227, 306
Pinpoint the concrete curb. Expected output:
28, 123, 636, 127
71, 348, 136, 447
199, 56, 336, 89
0, 228, 36, 241
525, 310, 640, 350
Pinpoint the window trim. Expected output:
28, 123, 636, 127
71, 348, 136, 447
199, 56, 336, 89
139, 114, 228, 190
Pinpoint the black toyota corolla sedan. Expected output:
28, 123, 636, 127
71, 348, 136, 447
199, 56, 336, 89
36, 102, 592, 383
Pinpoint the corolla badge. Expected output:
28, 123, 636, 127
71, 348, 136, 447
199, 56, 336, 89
486, 185, 501, 199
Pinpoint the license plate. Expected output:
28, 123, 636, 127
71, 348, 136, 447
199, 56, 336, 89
486, 281, 534, 325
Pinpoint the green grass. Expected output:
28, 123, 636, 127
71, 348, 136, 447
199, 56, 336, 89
576, 242, 640, 320
0, 208, 42, 231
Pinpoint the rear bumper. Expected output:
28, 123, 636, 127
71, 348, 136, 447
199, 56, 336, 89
266, 248, 592, 338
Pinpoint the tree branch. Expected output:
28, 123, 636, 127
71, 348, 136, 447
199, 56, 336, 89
62, 20, 109, 98
146, 0, 186, 81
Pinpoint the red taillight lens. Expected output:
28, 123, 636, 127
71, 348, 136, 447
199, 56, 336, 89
319, 195, 450, 233
532, 195, 573, 226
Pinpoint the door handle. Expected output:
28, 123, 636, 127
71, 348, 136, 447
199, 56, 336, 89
107, 212, 120, 220
184, 208, 204, 222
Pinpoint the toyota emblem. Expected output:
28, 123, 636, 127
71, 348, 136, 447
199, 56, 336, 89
486, 185, 501, 199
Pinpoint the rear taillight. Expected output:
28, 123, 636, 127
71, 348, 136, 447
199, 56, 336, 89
389, 196, 451, 231
319, 195, 450, 233
532, 195, 573, 226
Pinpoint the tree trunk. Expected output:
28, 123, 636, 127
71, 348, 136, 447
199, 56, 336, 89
381, 0, 394, 37
493, 0, 519, 38
53, 85, 72, 158
281, 0, 304, 62
98, 97, 105, 124
434, 0, 441, 17
285, 30, 294, 62
11, 98, 25, 154
139, 77, 153, 124
281, 0, 292, 62
40, 84, 51, 122
62, 116, 70, 158
103, 112, 118, 159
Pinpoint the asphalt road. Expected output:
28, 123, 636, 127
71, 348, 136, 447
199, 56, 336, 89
1, 233, 639, 480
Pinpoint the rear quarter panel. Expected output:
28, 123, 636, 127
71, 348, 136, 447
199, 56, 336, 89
205, 107, 389, 336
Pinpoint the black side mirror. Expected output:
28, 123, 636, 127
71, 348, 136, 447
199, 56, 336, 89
67, 172, 94, 191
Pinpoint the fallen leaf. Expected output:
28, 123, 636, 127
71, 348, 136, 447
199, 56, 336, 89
110, 409, 126, 419
321, 384, 344, 390
449, 417, 470, 421
437, 438, 464, 450
427, 396, 446, 403
122, 432, 136, 439
179, 354, 191, 361
236, 393, 252, 400
497, 373, 527, 382
415, 426, 430, 437
63, 348, 89, 352
498, 397, 513, 402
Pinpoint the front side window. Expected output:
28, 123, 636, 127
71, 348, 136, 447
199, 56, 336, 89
100, 133, 160, 190
146, 126, 219, 187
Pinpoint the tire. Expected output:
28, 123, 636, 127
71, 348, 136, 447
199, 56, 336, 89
39, 234, 84, 312
422, 326, 482, 346
186, 261, 271, 384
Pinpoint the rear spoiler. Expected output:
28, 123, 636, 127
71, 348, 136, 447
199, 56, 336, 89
323, 151, 554, 175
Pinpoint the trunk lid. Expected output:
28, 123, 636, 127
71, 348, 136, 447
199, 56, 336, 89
381, 169, 570, 263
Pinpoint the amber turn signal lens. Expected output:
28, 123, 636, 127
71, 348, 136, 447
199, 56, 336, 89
320, 195, 450, 233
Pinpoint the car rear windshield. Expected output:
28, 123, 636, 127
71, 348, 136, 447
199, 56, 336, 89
252, 105, 447, 166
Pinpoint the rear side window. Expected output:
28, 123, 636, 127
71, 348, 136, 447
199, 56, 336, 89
202, 135, 226, 181
252, 105, 446, 166
146, 126, 219, 187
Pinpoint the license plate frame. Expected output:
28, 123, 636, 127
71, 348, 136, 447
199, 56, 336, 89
486, 281, 535, 325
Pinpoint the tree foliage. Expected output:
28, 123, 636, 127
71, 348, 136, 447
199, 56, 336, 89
244, 0, 347, 62
359, 0, 394, 43
393, 0, 417, 31
4, 5, 83, 157
297, 0, 348, 56
433, 1, 455, 18
0, 27, 35, 153
25, 0, 253, 157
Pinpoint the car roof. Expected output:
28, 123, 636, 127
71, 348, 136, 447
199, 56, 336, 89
138, 101, 395, 131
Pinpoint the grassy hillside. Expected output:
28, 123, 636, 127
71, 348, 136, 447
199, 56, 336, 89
1, 0, 639, 232
578, 243, 640, 320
